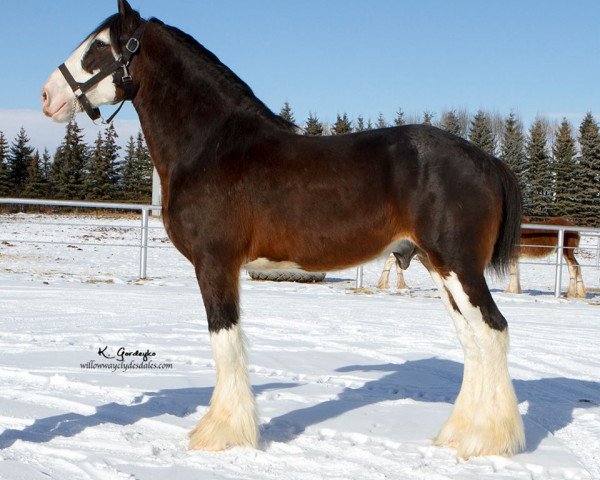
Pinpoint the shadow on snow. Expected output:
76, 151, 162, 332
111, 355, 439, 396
1, 358, 598, 454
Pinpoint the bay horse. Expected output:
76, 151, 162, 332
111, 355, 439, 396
379, 218, 586, 299
507, 217, 586, 298
42, 0, 525, 458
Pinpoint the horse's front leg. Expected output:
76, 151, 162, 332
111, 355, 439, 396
377, 253, 395, 289
188, 259, 258, 451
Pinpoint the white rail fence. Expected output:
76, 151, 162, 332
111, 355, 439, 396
1, 198, 599, 297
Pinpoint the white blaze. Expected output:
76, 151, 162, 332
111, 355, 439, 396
42, 29, 118, 123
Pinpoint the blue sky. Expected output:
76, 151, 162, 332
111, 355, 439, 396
1, 0, 599, 151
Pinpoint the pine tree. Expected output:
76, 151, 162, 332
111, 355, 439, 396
376, 113, 387, 129
0, 131, 10, 196
304, 112, 324, 136
439, 110, 461, 136
22, 150, 47, 198
120, 136, 137, 200
500, 113, 529, 211
84, 132, 115, 200
52, 120, 87, 199
331, 113, 352, 135
469, 110, 495, 155
552, 118, 577, 217
393, 108, 405, 126
40, 148, 52, 193
136, 132, 153, 201
355, 115, 366, 132
577, 112, 600, 226
526, 118, 553, 217
8, 127, 34, 196
103, 124, 121, 195
365, 119, 374, 130
279, 102, 295, 124
422, 111, 435, 125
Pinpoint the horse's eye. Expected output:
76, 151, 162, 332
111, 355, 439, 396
94, 39, 109, 49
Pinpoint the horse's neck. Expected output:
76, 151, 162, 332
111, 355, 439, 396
132, 24, 281, 180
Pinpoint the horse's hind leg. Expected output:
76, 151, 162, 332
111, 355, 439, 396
441, 270, 524, 457
565, 253, 586, 298
505, 259, 522, 294
418, 254, 481, 450
188, 258, 258, 451
395, 262, 408, 289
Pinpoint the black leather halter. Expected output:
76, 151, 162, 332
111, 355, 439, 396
58, 22, 146, 124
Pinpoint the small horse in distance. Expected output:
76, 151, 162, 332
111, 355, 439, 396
378, 218, 586, 298
507, 217, 586, 298
42, 0, 525, 458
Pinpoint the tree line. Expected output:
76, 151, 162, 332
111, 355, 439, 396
281, 103, 600, 227
0, 120, 152, 203
0, 106, 597, 226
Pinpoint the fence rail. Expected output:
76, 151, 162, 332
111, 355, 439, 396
1, 198, 599, 296
0, 198, 161, 279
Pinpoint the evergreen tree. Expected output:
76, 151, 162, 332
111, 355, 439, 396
304, 112, 324, 136
469, 110, 495, 155
120, 136, 137, 200
365, 119, 374, 130
103, 124, 121, 195
376, 113, 387, 129
8, 127, 34, 196
279, 102, 295, 124
552, 118, 577, 217
0, 131, 10, 196
40, 149, 52, 190
355, 115, 366, 132
137, 132, 153, 200
422, 111, 434, 125
500, 113, 529, 211
526, 118, 553, 217
84, 132, 115, 200
576, 112, 600, 226
393, 108, 405, 126
439, 110, 461, 136
120, 132, 153, 201
52, 120, 87, 199
331, 113, 352, 135
22, 150, 47, 198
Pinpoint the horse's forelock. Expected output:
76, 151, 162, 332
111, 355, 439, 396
85, 10, 141, 55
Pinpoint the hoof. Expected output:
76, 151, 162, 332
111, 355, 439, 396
188, 410, 259, 451
435, 411, 525, 458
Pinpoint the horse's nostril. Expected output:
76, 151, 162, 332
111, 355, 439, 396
41, 89, 49, 104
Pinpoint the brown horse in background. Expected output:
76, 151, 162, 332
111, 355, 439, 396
42, 0, 526, 458
507, 217, 586, 298
379, 217, 586, 298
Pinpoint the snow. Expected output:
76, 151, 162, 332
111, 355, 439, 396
0, 213, 599, 480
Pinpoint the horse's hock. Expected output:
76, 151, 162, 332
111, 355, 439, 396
246, 269, 326, 283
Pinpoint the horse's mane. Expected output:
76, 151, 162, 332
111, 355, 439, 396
88, 13, 295, 131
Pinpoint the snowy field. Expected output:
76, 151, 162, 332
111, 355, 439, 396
0, 213, 599, 480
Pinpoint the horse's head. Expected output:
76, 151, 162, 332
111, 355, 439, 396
41, 0, 144, 123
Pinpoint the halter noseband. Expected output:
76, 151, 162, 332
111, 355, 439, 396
58, 22, 146, 124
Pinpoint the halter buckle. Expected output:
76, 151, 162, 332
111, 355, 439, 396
126, 37, 140, 54
121, 64, 132, 83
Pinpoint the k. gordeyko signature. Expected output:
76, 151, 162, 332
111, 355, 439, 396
97, 345, 156, 362
80, 346, 173, 372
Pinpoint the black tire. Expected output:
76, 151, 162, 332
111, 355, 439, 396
246, 269, 326, 283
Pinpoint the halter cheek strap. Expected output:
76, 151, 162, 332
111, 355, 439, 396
58, 22, 146, 124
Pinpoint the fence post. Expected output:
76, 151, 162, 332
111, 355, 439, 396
139, 208, 149, 279
554, 228, 565, 298
356, 266, 364, 289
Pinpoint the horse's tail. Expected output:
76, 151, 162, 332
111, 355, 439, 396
489, 160, 523, 276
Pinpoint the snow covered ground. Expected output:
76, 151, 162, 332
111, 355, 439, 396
0, 213, 599, 480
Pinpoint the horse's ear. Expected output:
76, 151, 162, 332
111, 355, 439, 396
118, 0, 134, 18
